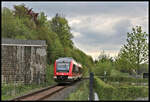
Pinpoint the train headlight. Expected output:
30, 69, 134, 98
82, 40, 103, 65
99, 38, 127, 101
68, 76, 73, 79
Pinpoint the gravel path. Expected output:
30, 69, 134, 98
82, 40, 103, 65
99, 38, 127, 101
44, 80, 86, 101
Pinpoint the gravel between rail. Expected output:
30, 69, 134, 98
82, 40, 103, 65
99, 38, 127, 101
43, 79, 86, 100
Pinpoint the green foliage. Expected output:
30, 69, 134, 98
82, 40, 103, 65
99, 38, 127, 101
2, 7, 18, 38
2, 7, 36, 39
66, 80, 89, 100
2, 5, 94, 83
110, 69, 131, 77
45, 64, 56, 85
94, 76, 148, 100
137, 63, 149, 74
37, 12, 47, 26
13, 4, 28, 18
2, 8, 94, 93
116, 26, 148, 74
93, 51, 114, 76
94, 76, 116, 100
94, 61, 113, 76
50, 13, 74, 48
106, 76, 148, 83
98, 50, 113, 63
2, 83, 46, 100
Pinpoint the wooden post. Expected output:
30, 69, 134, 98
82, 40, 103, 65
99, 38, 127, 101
89, 72, 94, 101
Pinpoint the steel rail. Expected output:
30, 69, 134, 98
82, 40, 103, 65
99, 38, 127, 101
10, 84, 64, 101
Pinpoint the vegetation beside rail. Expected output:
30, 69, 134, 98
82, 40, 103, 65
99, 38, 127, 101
1, 83, 48, 100
100, 76, 148, 83
1, 64, 56, 100
66, 80, 89, 100
94, 76, 148, 100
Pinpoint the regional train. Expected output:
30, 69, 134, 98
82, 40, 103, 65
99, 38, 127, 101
53, 57, 83, 83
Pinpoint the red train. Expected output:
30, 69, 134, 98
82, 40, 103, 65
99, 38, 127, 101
53, 57, 83, 83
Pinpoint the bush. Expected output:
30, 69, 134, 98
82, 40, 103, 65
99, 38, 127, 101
45, 64, 56, 85
94, 76, 116, 100
94, 61, 113, 76
110, 69, 130, 77
94, 76, 148, 100
66, 80, 89, 100
106, 76, 148, 83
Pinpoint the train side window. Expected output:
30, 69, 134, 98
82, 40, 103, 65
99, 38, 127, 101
79, 67, 82, 74
80, 68, 83, 73
73, 64, 76, 73
75, 66, 79, 73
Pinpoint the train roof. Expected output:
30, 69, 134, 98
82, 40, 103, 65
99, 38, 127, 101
56, 57, 73, 62
56, 57, 82, 68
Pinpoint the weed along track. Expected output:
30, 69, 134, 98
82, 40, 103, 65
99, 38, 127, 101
11, 84, 67, 101
11, 80, 86, 101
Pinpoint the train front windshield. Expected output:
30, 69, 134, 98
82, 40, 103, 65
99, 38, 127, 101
56, 62, 70, 72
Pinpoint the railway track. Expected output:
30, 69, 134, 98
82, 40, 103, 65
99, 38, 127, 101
11, 84, 67, 101
10, 78, 88, 101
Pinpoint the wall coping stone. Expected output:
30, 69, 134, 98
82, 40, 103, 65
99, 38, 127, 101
2, 38, 47, 46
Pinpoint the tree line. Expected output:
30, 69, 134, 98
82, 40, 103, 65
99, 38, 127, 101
2, 4, 93, 76
94, 26, 148, 77
2, 4, 148, 77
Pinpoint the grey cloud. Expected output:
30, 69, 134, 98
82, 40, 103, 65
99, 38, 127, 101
71, 18, 132, 53
73, 18, 131, 46
2, 2, 148, 18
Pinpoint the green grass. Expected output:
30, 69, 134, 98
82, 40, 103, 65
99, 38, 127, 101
66, 80, 89, 101
105, 76, 148, 83
110, 69, 130, 77
1, 83, 47, 100
109, 69, 148, 83
107, 81, 148, 87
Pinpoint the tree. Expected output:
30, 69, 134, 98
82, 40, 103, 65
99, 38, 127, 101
2, 7, 16, 38
2, 5, 95, 77
118, 26, 148, 74
115, 48, 133, 73
2, 7, 31, 39
13, 4, 39, 25
98, 50, 112, 63
50, 13, 74, 48
13, 4, 28, 18
37, 12, 47, 26
94, 50, 114, 76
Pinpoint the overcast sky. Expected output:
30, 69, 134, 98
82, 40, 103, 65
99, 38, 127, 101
2, 1, 149, 60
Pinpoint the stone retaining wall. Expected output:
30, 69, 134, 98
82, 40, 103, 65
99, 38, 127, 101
1, 38, 47, 84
